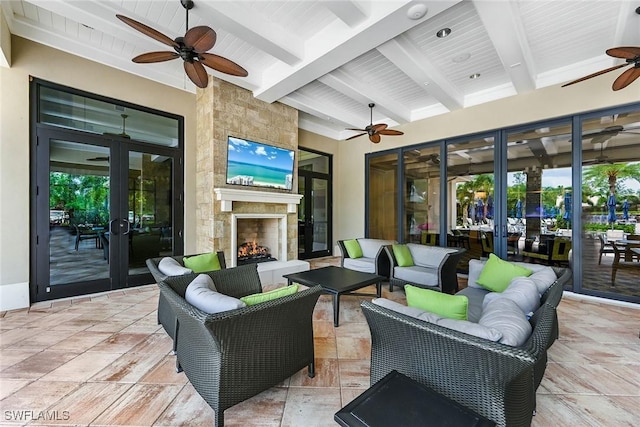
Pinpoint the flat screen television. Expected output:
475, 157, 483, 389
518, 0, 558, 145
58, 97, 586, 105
226, 136, 295, 190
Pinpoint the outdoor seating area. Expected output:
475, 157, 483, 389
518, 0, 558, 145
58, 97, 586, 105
3, 255, 639, 427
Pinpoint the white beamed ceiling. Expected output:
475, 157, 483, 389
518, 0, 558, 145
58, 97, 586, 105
2, 0, 639, 140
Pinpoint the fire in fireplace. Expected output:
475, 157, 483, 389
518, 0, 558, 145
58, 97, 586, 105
237, 240, 277, 265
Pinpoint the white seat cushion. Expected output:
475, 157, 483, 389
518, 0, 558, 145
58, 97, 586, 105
343, 257, 375, 273
394, 265, 438, 287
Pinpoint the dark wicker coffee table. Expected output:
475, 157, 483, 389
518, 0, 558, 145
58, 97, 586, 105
283, 266, 383, 327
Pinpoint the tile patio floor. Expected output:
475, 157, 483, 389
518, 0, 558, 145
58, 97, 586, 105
1, 257, 639, 426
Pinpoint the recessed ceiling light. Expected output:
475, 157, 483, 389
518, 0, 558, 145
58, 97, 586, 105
452, 53, 471, 63
469, 73, 481, 79
436, 28, 451, 38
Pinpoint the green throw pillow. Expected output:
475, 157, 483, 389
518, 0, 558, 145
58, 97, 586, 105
183, 252, 222, 274
405, 285, 468, 320
392, 244, 414, 267
344, 239, 363, 259
240, 284, 299, 306
476, 253, 532, 292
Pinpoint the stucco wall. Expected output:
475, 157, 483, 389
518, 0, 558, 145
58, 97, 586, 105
0, 36, 197, 310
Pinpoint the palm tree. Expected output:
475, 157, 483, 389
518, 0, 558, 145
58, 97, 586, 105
583, 163, 640, 197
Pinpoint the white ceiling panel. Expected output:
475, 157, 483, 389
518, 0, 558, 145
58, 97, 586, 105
3, 0, 638, 140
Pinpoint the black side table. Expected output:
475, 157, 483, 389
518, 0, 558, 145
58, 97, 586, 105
335, 370, 495, 427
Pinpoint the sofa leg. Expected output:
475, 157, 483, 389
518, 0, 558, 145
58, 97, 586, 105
389, 282, 394, 292
214, 410, 224, 427
308, 361, 315, 378
175, 358, 183, 373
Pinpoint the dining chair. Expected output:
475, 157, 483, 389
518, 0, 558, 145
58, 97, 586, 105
597, 234, 615, 264
610, 242, 640, 286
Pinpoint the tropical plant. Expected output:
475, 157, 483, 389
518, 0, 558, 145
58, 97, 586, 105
583, 163, 640, 199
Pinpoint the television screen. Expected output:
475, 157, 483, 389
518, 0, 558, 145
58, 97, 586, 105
226, 136, 295, 190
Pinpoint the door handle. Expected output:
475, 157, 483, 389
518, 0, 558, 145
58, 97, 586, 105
109, 219, 119, 236
122, 219, 131, 235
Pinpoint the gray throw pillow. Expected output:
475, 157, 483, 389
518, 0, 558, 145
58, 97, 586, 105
158, 257, 192, 276
185, 274, 245, 314
482, 276, 540, 315
467, 259, 486, 289
528, 267, 558, 294
479, 298, 532, 347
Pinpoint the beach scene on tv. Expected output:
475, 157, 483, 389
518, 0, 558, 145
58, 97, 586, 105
226, 136, 295, 190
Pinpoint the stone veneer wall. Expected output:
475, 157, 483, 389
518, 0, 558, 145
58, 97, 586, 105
195, 77, 298, 260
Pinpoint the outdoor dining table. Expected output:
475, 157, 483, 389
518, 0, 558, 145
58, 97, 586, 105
615, 240, 640, 261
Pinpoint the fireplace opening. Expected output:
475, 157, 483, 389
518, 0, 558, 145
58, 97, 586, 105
237, 240, 278, 265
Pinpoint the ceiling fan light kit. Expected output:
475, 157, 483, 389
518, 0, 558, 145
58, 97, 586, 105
116, 0, 248, 89
345, 103, 404, 143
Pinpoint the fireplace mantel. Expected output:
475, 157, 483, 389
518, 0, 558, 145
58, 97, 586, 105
214, 188, 303, 213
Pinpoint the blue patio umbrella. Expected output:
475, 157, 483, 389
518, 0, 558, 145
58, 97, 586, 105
515, 199, 522, 219
622, 199, 630, 220
607, 193, 617, 224
475, 198, 485, 222
563, 192, 572, 223
486, 195, 494, 219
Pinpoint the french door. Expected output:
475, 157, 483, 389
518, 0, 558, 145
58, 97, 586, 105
298, 171, 332, 259
32, 126, 182, 301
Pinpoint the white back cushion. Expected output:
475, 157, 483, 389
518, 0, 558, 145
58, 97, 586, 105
468, 258, 556, 289
479, 298, 532, 347
185, 274, 246, 314
406, 244, 455, 269
528, 267, 558, 294
482, 277, 540, 315
158, 257, 192, 276
357, 239, 396, 259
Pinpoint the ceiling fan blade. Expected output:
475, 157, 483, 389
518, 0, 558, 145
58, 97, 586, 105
199, 53, 249, 77
378, 129, 404, 136
612, 66, 640, 91
371, 123, 388, 132
346, 128, 367, 132
132, 51, 179, 63
346, 132, 367, 140
184, 26, 217, 53
184, 61, 209, 88
116, 15, 177, 49
561, 63, 629, 87
606, 46, 640, 60
369, 133, 381, 144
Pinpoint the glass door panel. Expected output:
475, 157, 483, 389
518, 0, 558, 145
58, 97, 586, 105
506, 122, 572, 264
297, 172, 331, 259
298, 174, 307, 256
403, 146, 440, 244
447, 136, 495, 270
311, 177, 329, 253
127, 150, 173, 277
368, 152, 399, 240
40, 136, 113, 299
580, 111, 640, 299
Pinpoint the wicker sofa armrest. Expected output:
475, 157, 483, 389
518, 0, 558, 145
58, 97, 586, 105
437, 247, 466, 294
361, 301, 556, 427
158, 281, 322, 427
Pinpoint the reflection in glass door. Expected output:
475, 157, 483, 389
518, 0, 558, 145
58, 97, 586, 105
506, 121, 573, 266
47, 139, 111, 289
447, 136, 495, 272
127, 151, 174, 276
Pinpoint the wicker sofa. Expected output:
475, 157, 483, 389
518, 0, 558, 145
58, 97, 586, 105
384, 243, 466, 294
337, 238, 396, 278
158, 264, 322, 427
146, 252, 226, 343
361, 263, 570, 427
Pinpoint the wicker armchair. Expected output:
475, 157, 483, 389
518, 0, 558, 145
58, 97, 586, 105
361, 300, 557, 427
146, 252, 226, 342
159, 264, 322, 427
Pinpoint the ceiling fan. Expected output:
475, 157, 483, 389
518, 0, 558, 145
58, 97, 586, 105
583, 143, 614, 165
561, 46, 640, 91
581, 124, 640, 145
346, 103, 404, 143
116, 0, 248, 89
